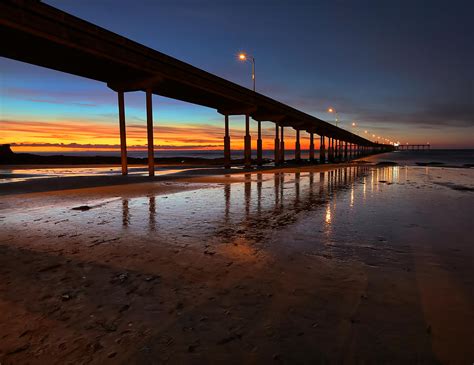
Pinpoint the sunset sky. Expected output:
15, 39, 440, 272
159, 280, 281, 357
1, 0, 473, 152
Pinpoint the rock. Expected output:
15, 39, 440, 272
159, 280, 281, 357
61, 293, 72, 301
72, 205, 92, 211
0, 144, 14, 157
7, 343, 30, 355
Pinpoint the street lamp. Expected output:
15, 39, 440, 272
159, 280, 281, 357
238, 52, 255, 92
327, 107, 338, 127
351, 121, 359, 136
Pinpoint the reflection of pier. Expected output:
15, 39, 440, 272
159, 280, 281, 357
397, 144, 430, 151
1, 0, 394, 176
120, 167, 401, 244
217, 167, 372, 242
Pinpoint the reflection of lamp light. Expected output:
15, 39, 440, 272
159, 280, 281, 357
325, 204, 332, 224
237, 52, 255, 91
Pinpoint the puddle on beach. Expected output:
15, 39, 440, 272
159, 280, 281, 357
2, 166, 472, 257
0, 165, 205, 184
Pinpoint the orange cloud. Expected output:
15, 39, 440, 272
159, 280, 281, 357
2, 119, 321, 152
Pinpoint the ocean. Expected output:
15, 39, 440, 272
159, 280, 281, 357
31, 149, 474, 166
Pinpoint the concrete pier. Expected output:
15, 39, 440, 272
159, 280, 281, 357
146, 89, 154, 177
320, 135, 326, 163
224, 114, 231, 168
117, 91, 128, 176
280, 125, 285, 163
244, 114, 251, 168
295, 129, 301, 161
257, 120, 263, 166
309, 132, 315, 161
274, 123, 280, 165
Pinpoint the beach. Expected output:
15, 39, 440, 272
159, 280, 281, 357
0, 158, 473, 364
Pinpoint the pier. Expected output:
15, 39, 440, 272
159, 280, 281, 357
1, 0, 394, 176
397, 144, 431, 151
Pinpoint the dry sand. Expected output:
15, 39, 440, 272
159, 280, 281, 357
0, 164, 473, 364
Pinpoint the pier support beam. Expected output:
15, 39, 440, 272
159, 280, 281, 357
118, 91, 128, 176
309, 132, 315, 161
146, 89, 154, 177
344, 141, 348, 160
257, 120, 263, 166
274, 123, 280, 165
320, 135, 326, 163
295, 129, 301, 161
224, 114, 231, 169
329, 138, 333, 162
244, 114, 251, 168
280, 125, 285, 163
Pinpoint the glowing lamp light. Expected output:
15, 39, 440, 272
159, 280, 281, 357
238, 53, 247, 61
328, 108, 334, 113
364, 130, 368, 133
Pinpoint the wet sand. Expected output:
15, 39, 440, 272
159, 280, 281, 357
0, 165, 473, 364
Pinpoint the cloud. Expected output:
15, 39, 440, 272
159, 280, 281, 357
10, 142, 221, 150
1, 119, 248, 148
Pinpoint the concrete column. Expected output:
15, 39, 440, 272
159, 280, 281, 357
309, 132, 315, 161
146, 89, 154, 177
344, 141, 348, 160
274, 123, 280, 165
329, 138, 333, 162
118, 91, 128, 176
244, 114, 251, 168
320, 135, 326, 163
280, 125, 285, 163
327, 138, 331, 162
257, 120, 263, 166
295, 129, 301, 161
224, 114, 231, 169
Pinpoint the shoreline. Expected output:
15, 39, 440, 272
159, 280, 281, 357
0, 162, 363, 197
1, 159, 472, 197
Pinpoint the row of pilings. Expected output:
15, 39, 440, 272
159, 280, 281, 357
223, 118, 394, 169
116, 92, 393, 176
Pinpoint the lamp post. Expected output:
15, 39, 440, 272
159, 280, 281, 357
238, 52, 255, 91
328, 107, 338, 127
351, 121, 358, 136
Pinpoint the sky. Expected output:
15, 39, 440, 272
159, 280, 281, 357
1, 0, 473, 152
